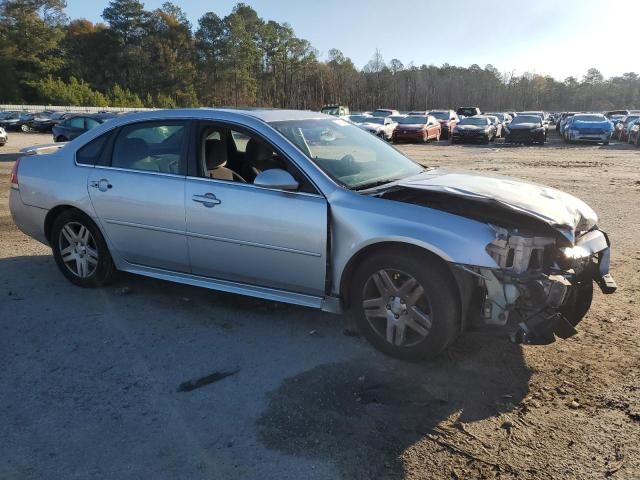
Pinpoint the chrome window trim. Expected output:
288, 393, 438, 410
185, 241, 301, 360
185, 175, 325, 199
92, 164, 186, 179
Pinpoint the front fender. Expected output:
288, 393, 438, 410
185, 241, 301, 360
328, 190, 499, 295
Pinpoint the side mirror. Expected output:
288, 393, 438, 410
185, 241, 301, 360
253, 168, 299, 191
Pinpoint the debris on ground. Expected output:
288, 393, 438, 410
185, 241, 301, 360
177, 369, 239, 392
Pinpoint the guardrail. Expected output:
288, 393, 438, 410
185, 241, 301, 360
0, 105, 157, 113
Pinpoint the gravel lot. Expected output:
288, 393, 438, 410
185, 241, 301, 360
1, 132, 638, 479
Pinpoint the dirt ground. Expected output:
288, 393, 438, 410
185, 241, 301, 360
0, 131, 638, 480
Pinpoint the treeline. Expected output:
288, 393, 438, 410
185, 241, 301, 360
1, 0, 639, 111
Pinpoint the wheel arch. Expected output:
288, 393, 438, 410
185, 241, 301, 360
44, 205, 96, 244
338, 241, 477, 331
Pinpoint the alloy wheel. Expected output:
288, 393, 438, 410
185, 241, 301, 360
362, 269, 432, 347
58, 222, 99, 278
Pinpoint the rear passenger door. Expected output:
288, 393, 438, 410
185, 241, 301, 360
86, 120, 191, 272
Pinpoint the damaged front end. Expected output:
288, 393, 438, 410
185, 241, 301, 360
466, 226, 616, 345
378, 172, 618, 346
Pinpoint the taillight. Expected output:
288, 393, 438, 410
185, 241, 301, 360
10, 157, 20, 186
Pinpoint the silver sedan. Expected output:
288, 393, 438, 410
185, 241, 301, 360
9, 109, 616, 360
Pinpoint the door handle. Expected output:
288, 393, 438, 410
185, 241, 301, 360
89, 179, 112, 192
192, 193, 221, 208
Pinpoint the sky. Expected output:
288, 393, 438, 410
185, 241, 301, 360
64, 0, 640, 80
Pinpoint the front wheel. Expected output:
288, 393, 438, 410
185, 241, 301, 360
350, 250, 460, 361
51, 210, 118, 288
21, 124, 30, 133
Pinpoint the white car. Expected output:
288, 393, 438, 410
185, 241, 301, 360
352, 116, 397, 140
0, 126, 7, 146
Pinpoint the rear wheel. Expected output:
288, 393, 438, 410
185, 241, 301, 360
20, 124, 29, 133
51, 210, 117, 288
350, 250, 460, 361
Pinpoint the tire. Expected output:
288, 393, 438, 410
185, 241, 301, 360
51, 209, 117, 288
349, 249, 461, 361
603, 141, 609, 146
21, 124, 30, 133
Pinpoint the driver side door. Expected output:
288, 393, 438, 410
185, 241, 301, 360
184, 123, 328, 296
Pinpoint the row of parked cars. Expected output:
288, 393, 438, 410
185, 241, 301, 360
0, 110, 126, 146
553, 109, 640, 145
344, 107, 550, 145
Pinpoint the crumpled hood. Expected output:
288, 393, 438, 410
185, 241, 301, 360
395, 169, 598, 242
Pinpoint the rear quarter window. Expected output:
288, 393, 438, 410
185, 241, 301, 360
76, 131, 114, 166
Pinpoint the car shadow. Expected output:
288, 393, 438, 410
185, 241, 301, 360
1, 254, 531, 479
256, 331, 531, 479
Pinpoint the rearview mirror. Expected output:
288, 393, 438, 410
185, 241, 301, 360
253, 168, 299, 191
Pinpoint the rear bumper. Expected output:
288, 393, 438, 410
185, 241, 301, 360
9, 188, 49, 245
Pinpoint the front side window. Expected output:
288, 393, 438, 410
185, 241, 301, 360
272, 118, 423, 190
196, 122, 316, 193
85, 117, 101, 130
111, 121, 187, 174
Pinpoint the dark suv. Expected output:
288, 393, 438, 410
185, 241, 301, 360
456, 106, 482, 118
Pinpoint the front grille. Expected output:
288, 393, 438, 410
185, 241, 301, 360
579, 128, 605, 135
510, 131, 535, 140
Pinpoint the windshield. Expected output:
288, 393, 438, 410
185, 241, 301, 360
511, 115, 541, 125
396, 116, 427, 124
458, 117, 487, 126
372, 110, 393, 117
347, 115, 371, 124
271, 118, 423, 189
486, 113, 505, 121
573, 115, 606, 122
362, 117, 385, 125
428, 111, 449, 120
623, 115, 639, 125
457, 108, 478, 116
321, 107, 339, 115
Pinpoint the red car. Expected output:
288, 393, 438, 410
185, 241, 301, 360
619, 115, 639, 142
392, 115, 442, 143
427, 110, 459, 139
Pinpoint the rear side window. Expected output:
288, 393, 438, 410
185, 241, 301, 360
111, 121, 188, 174
76, 131, 113, 166
68, 117, 85, 128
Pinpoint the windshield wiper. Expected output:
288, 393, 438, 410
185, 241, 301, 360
352, 179, 400, 191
